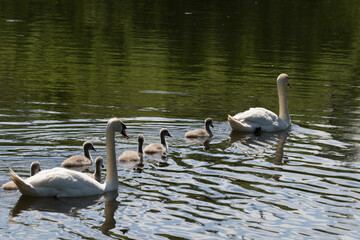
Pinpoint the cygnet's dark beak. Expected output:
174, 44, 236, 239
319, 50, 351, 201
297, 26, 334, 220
92, 147, 96, 152
287, 83, 292, 88
101, 164, 104, 168
168, 133, 172, 138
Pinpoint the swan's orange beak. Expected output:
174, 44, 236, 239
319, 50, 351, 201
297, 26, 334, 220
121, 129, 129, 139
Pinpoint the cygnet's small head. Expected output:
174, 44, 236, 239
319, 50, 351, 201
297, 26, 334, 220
138, 135, 145, 144
83, 141, 96, 151
205, 118, 214, 128
277, 73, 291, 88
108, 118, 129, 139
160, 128, 172, 138
30, 161, 41, 176
95, 156, 104, 168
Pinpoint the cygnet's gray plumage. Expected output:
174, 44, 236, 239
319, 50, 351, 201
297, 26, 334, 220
185, 118, 214, 138
118, 135, 144, 162
2, 161, 41, 190
144, 128, 172, 154
61, 141, 96, 168
85, 156, 104, 183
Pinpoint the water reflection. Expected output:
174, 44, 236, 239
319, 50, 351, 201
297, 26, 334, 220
119, 159, 144, 172
273, 134, 288, 165
229, 130, 290, 181
272, 134, 288, 181
0, 0, 359, 238
186, 137, 211, 151
229, 130, 289, 157
10, 195, 100, 218
100, 191, 120, 235
10, 191, 120, 236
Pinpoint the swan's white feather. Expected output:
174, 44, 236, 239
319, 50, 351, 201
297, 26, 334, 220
233, 107, 278, 124
228, 74, 291, 133
229, 108, 287, 132
21, 168, 104, 197
9, 117, 127, 198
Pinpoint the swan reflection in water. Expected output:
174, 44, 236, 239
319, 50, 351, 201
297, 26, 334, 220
273, 134, 289, 165
186, 137, 211, 151
229, 130, 289, 180
9, 191, 122, 236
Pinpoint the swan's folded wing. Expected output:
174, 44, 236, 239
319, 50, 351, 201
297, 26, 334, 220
233, 108, 278, 125
228, 115, 254, 132
10, 168, 38, 196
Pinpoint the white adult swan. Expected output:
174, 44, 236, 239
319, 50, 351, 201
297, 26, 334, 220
61, 141, 96, 168
9, 118, 129, 197
228, 73, 292, 133
2, 161, 41, 190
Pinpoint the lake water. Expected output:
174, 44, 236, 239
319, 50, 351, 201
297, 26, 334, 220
0, 0, 359, 239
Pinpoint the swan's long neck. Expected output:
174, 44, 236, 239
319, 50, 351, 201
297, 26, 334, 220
84, 148, 92, 161
160, 133, 167, 149
30, 167, 36, 176
30, 163, 39, 176
278, 81, 290, 122
94, 162, 101, 180
105, 127, 118, 190
205, 122, 212, 135
138, 140, 143, 154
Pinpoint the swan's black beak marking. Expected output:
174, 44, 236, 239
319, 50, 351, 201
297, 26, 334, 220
121, 129, 129, 139
121, 122, 129, 139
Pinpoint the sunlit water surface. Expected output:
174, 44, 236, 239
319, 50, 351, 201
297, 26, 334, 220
0, 116, 359, 239
0, 0, 360, 239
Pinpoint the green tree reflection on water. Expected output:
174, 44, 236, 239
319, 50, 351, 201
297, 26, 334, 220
0, 0, 359, 122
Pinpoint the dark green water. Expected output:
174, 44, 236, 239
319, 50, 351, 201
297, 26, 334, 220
0, 0, 359, 239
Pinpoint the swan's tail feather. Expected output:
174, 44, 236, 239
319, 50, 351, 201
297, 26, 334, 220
9, 168, 36, 196
228, 115, 252, 132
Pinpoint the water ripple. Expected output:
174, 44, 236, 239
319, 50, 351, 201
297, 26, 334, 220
0, 117, 359, 239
